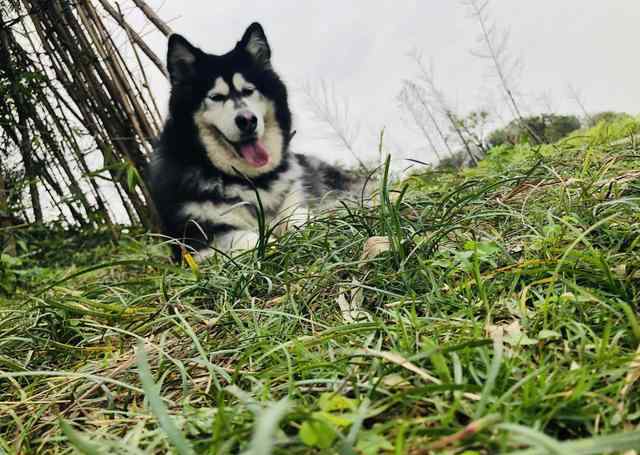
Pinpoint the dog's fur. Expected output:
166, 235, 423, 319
149, 23, 363, 261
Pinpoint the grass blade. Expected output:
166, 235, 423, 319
504, 428, 640, 455
242, 398, 290, 455
136, 341, 194, 455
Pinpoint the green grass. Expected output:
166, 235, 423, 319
1, 117, 640, 454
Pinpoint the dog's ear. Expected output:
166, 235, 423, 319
239, 22, 271, 67
167, 34, 201, 85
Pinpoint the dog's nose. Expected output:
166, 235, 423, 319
235, 111, 258, 134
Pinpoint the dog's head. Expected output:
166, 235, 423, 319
166, 23, 291, 177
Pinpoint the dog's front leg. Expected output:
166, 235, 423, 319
215, 229, 260, 253
274, 186, 309, 235
191, 230, 259, 262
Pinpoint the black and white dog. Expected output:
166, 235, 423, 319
149, 23, 363, 261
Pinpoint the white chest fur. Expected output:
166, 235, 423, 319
180, 157, 309, 254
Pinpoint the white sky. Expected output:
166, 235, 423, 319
127, 1, 640, 169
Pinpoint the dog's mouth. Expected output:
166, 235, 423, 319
233, 139, 270, 168
208, 125, 270, 168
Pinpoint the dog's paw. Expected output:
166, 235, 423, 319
275, 208, 309, 235
192, 248, 215, 262
231, 231, 261, 250
215, 230, 260, 253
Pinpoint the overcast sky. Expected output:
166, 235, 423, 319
127, 1, 640, 169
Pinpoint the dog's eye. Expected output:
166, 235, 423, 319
241, 88, 254, 97
209, 94, 226, 102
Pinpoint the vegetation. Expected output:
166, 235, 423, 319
2, 116, 640, 453
0, 0, 168, 230
487, 114, 582, 147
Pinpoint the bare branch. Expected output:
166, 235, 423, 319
301, 80, 368, 171
398, 84, 442, 161
463, 0, 542, 144
130, 0, 173, 36
567, 84, 592, 125
94, 0, 168, 78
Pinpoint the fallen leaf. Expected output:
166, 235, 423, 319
336, 279, 371, 323
182, 250, 200, 278
361, 236, 391, 261
380, 373, 410, 388
621, 346, 640, 398
486, 320, 536, 347
360, 348, 441, 384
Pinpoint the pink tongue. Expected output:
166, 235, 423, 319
239, 142, 270, 167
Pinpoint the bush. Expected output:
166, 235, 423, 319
488, 114, 581, 146
585, 111, 630, 128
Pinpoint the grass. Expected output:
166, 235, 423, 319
1, 116, 640, 454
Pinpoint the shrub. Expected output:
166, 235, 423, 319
488, 114, 581, 146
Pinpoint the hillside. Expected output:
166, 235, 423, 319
1, 117, 640, 454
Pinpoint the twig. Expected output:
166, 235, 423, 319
424, 414, 501, 451
131, 0, 173, 36
94, 0, 168, 78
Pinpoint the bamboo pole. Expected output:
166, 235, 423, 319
130, 0, 173, 36
25, 0, 142, 224
118, 1, 163, 128
93, 0, 168, 78
80, 1, 158, 143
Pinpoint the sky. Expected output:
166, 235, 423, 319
125, 1, 640, 169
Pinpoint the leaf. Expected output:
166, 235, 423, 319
537, 330, 561, 340
126, 163, 140, 192
361, 236, 391, 261
422, 338, 452, 383
336, 293, 357, 323
504, 332, 538, 347
621, 346, 640, 398
336, 279, 370, 323
314, 411, 353, 428
464, 240, 501, 260
299, 419, 336, 449
355, 431, 393, 455
487, 320, 537, 347
182, 250, 200, 279
380, 373, 410, 388
318, 393, 356, 412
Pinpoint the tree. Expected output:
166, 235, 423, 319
586, 112, 630, 128
488, 114, 581, 146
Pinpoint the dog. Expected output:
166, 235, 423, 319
149, 23, 366, 261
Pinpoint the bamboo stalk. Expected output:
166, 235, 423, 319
93, 0, 168, 78
0, 27, 43, 222
81, 0, 157, 143
78, 2, 163, 230
25, 0, 143, 224
4, 25, 95, 222
0, 153, 17, 256
118, 2, 163, 129
130, 0, 173, 36
7, 0, 165, 229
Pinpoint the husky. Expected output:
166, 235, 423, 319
149, 23, 365, 261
